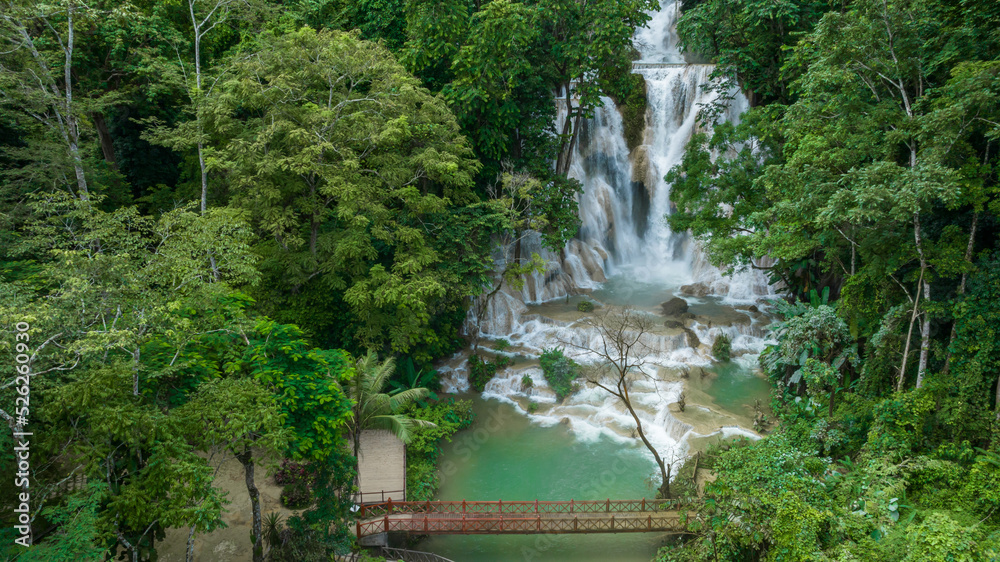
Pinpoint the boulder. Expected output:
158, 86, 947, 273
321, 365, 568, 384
683, 328, 701, 348
679, 283, 711, 297
660, 297, 689, 316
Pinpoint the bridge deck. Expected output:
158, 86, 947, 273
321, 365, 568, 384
355, 499, 687, 536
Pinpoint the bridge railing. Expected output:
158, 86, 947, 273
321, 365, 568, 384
358, 498, 682, 520
356, 513, 686, 537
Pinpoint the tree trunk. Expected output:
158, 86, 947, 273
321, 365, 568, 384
898, 268, 923, 392
913, 213, 931, 388
555, 84, 575, 176
620, 386, 670, 497
995, 372, 1000, 422
92, 111, 118, 169
236, 448, 263, 562
943, 212, 978, 375
198, 142, 208, 213
132, 348, 140, 396
186, 525, 196, 562
64, 1, 89, 201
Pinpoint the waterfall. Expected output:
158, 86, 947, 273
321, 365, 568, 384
454, 0, 776, 472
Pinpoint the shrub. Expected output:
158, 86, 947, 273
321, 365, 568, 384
577, 300, 595, 312
401, 399, 476, 501
712, 333, 732, 361
468, 354, 511, 392
281, 482, 312, 509
274, 459, 311, 486
539, 348, 580, 402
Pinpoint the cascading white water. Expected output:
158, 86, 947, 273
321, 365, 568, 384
455, 0, 778, 474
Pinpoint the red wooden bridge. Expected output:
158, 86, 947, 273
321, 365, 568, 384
355, 499, 688, 537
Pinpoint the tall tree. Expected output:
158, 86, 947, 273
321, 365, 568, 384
207, 27, 481, 353
0, 0, 97, 200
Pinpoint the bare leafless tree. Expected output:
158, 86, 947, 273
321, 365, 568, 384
566, 305, 676, 498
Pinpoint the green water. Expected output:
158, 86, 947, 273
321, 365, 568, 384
591, 275, 680, 310
417, 397, 669, 561
703, 362, 772, 415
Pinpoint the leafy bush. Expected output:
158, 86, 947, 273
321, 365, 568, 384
389, 356, 439, 401
539, 348, 580, 402
281, 482, 312, 509
274, 460, 311, 486
401, 399, 476, 501
468, 354, 511, 392
712, 333, 732, 361
577, 300, 595, 312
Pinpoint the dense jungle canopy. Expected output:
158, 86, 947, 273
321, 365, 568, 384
0, 0, 998, 560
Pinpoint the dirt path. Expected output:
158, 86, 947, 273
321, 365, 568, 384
158, 453, 301, 562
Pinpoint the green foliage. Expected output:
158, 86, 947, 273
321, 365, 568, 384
762, 305, 858, 396
390, 356, 440, 403
712, 333, 732, 362
242, 321, 354, 463
521, 373, 534, 389
401, 399, 475, 501
677, 0, 834, 106
343, 351, 435, 455
281, 482, 313, 509
12, 484, 106, 562
467, 353, 512, 392
209, 27, 481, 356
539, 348, 581, 402
903, 512, 990, 562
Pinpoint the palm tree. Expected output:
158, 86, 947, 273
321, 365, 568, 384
343, 351, 436, 459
